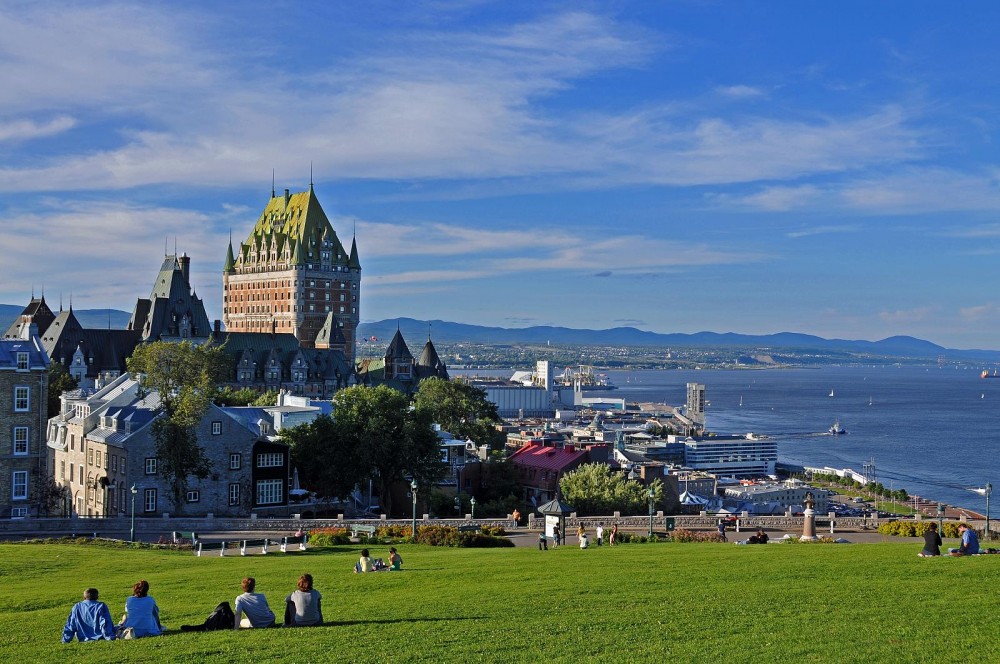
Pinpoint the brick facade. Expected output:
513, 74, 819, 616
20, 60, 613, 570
0, 336, 49, 518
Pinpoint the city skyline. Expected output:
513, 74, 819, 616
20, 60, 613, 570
3, 3, 1000, 349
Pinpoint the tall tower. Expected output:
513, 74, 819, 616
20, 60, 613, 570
222, 185, 361, 361
686, 382, 706, 427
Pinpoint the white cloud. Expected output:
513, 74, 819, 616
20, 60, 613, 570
786, 223, 861, 238
0, 116, 75, 142
716, 85, 766, 99
877, 307, 933, 324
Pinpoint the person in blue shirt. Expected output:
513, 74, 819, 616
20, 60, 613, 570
949, 524, 980, 556
119, 579, 164, 637
62, 588, 116, 643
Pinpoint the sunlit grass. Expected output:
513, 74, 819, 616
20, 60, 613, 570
1, 540, 996, 662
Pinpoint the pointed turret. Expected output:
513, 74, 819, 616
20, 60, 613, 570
349, 236, 361, 270
224, 240, 236, 273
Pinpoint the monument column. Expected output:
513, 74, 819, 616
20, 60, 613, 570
801, 491, 818, 541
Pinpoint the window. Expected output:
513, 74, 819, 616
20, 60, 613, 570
121, 458, 126, 475
70, 434, 74, 451
186, 490, 200, 503
88, 448, 94, 465
111, 455, 118, 473
60, 461, 66, 481
230, 453, 242, 470
229, 483, 241, 506
69, 464, 74, 482
212, 421, 223, 435
256, 452, 283, 468
11, 506, 27, 518
16, 352, 28, 370
12, 471, 28, 500
145, 458, 157, 475
95, 450, 102, 468
14, 386, 29, 412
143, 489, 157, 513
78, 465, 83, 484
13, 427, 28, 455
256, 479, 283, 505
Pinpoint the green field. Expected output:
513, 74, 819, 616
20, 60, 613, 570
1, 539, 997, 663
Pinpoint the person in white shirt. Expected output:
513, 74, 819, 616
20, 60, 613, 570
234, 577, 275, 629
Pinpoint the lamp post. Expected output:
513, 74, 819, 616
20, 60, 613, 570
470, 496, 477, 521
410, 479, 418, 543
986, 482, 993, 541
129, 484, 138, 543
648, 486, 656, 537
937, 502, 946, 534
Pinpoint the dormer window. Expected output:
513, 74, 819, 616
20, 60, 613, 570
16, 352, 29, 370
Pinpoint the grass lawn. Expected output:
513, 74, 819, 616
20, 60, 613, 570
1, 539, 996, 662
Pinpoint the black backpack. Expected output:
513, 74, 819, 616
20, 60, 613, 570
181, 601, 236, 632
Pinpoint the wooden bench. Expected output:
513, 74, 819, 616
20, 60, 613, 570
196, 541, 227, 557
172, 530, 197, 544
458, 525, 481, 534
351, 525, 377, 541
240, 538, 270, 556
280, 534, 308, 553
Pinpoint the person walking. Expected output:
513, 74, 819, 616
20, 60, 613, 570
552, 523, 561, 547
609, 523, 618, 546
717, 519, 728, 542
595, 523, 604, 546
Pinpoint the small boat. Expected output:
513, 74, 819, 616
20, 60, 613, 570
868, 396, 873, 406
829, 389, 835, 397
829, 420, 846, 435
739, 395, 743, 407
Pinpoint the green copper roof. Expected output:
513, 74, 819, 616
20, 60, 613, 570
241, 188, 353, 268
224, 241, 235, 272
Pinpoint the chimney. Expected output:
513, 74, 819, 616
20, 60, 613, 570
214, 319, 221, 335
179, 253, 191, 283
284, 188, 290, 206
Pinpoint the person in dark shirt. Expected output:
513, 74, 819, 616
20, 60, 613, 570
919, 523, 942, 557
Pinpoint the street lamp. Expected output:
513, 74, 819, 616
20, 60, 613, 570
129, 484, 138, 543
986, 482, 993, 541
410, 479, 418, 543
937, 502, 946, 534
470, 496, 477, 521
648, 486, 656, 537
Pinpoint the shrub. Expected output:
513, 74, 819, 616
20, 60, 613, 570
670, 528, 725, 543
413, 525, 512, 547
877, 521, 963, 539
307, 527, 351, 546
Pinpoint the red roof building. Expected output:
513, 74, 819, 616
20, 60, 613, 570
509, 442, 606, 507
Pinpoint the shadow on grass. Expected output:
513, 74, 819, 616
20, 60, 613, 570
329, 616, 485, 627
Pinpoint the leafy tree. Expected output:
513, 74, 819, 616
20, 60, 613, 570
37, 479, 69, 516
559, 463, 663, 515
215, 386, 278, 407
126, 341, 229, 512
333, 385, 445, 514
282, 415, 364, 500
47, 362, 78, 419
414, 377, 505, 449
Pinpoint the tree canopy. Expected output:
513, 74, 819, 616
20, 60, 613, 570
47, 362, 78, 419
414, 377, 504, 449
126, 341, 230, 512
285, 385, 445, 514
559, 463, 663, 515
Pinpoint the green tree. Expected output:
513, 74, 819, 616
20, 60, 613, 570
333, 385, 445, 514
215, 386, 278, 407
414, 377, 505, 449
47, 362, 79, 419
559, 463, 663, 515
282, 415, 365, 500
126, 341, 230, 512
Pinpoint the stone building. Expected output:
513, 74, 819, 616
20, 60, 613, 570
0, 330, 49, 518
223, 185, 361, 360
355, 329, 449, 394
46, 374, 289, 517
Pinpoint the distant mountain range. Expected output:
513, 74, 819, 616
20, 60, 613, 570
356, 318, 1000, 362
3, 304, 997, 362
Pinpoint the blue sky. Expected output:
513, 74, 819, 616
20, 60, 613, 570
3, 1, 1000, 349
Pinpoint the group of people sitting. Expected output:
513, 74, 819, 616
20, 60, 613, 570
919, 522, 981, 557
62, 574, 324, 642
62, 580, 163, 642
747, 529, 770, 544
354, 547, 402, 573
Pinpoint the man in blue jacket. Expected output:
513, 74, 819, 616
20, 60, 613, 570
62, 588, 116, 642
949, 523, 981, 556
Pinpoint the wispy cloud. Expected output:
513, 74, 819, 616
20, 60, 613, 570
878, 307, 933, 324
715, 85, 766, 99
0, 116, 75, 142
786, 223, 862, 238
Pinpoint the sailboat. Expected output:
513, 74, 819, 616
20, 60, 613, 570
739, 395, 743, 407
829, 389, 835, 398
869, 396, 873, 406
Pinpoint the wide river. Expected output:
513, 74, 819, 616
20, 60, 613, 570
463, 365, 1000, 513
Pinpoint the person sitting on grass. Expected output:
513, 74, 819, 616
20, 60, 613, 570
919, 523, 942, 557
62, 588, 116, 643
388, 547, 403, 571
355, 549, 375, 573
234, 577, 275, 629
948, 523, 980, 556
284, 574, 322, 627
118, 580, 164, 638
